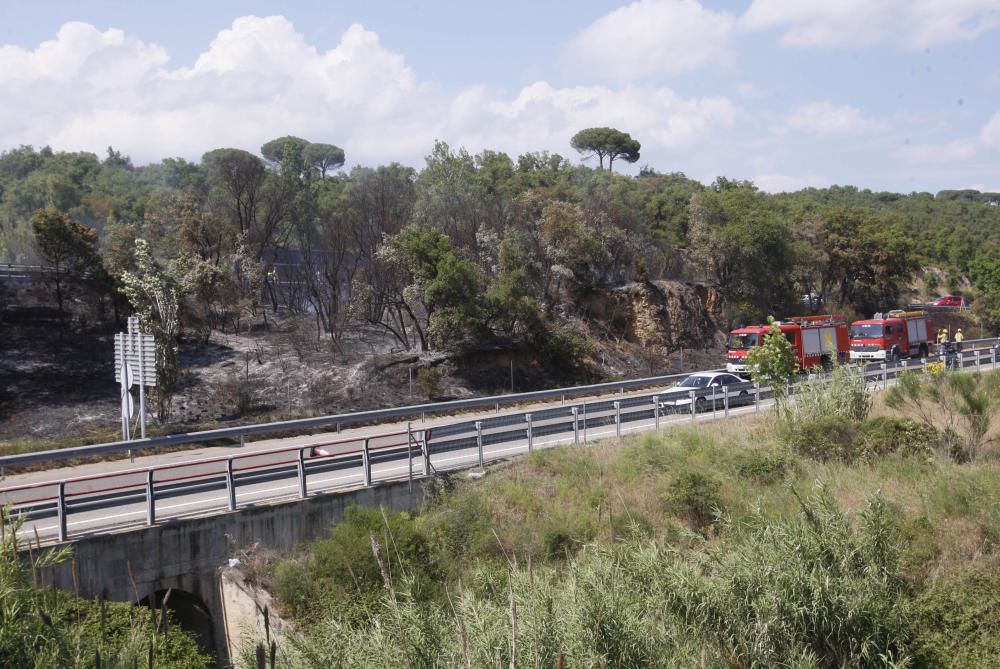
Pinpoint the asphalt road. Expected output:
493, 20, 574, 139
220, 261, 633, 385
5, 343, 998, 545
1, 396, 766, 543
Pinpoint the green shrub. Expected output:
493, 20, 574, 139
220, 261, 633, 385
784, 414, 859, 461
885, 371, 1000, 463
538, 323, 593, 368
859, 416, 936, 459
282, 505, 439, 615
784, 363, 871, 429
272, 558, 318, 619
786, 414, 936, 463
911, 572, 1000, 668
734, 447, 792, 484
662, 471, 723, 530
542, 513, 597, 559
542, 527, 576, 559
898, 515, 940, 581
0, 515, 210, 669
421, 489, 491, 562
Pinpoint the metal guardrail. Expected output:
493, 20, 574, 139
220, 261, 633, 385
0, 368, 724, 468
0, 264, 52, 274
3, 340, 999, 543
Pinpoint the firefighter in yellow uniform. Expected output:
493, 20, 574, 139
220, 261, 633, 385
954, 328, 964, 352
937, 329, 949, 356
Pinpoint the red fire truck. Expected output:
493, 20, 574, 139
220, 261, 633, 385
726, 315, 850, 376
848, 310, 932, 363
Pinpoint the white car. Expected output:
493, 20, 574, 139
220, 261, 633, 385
659, 372, 752, 413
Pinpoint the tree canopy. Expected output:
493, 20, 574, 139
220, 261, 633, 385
570, 127, 641, 171
3, 135, 1000, 368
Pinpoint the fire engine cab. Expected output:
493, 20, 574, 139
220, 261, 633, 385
726, 315, 850, 376
848, 310, 932, 362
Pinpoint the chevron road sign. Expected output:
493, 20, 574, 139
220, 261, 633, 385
114, 317, 157, 443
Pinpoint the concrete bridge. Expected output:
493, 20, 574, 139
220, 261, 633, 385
34, 477, 429, 666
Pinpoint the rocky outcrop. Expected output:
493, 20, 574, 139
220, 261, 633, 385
583, 280, 723, 353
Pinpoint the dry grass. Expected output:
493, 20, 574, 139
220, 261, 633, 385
416, 405, 1000, 585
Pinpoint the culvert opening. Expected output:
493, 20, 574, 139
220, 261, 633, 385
140, 588, 216, 662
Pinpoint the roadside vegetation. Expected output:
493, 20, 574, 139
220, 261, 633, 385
0, 515, 212, 668
248, 366, 1000, 668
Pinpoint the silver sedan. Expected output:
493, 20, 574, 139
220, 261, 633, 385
659, 372, 752, 413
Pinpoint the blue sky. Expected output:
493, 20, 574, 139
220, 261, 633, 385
1, 0, 999, 193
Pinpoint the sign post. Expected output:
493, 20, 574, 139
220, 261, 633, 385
114, 317, 156, 446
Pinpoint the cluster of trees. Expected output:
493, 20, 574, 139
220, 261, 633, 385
2, 131, 1000, 368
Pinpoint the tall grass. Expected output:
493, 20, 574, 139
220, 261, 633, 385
259, 488, 915, 668
0, 511, 211, 668
260, 387, 1000, 668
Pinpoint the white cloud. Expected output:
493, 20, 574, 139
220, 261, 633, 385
753, 173, 830, 193
982, 113, 1000, 148
781, 101, 886, 135
566, 0, 736, 80
0, 17, 739, 169
893, 139, 979, 163
741, 0, 1000, 48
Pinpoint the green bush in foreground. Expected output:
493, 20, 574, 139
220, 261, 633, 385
273, 505, 439, 621
885, 370, 1000, 462
663, 487, 911, 668
260, 488, 917, 668
911, 572, 1000, 668
785, 415, 935, 462
0, 515, 211, 669
662, 470, 723, 531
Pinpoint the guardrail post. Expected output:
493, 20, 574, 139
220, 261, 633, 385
582, 403, 588, 443
881, 363, 887, 389
653, 395, 660, 429
476, 421, 484, 469
723, 388, 729, 418
976, 350, 981, 372
57, 481, 67, 541
754, 383, 760, 412
561, 393, 565, 405
571, 407, 579, 443
526, 413, 534, 452
901, 359, 907, 375
226, 458, 236, 511
145, 470, 155, 526
422, 429, 431, 475
613, 401, 621, 437
239, 433, 244, 448
362, 439, 371, 487
406, 423, 414, 487
297, 448, 308, 498
495, 401, 500, 414
689, 391, 696, 421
